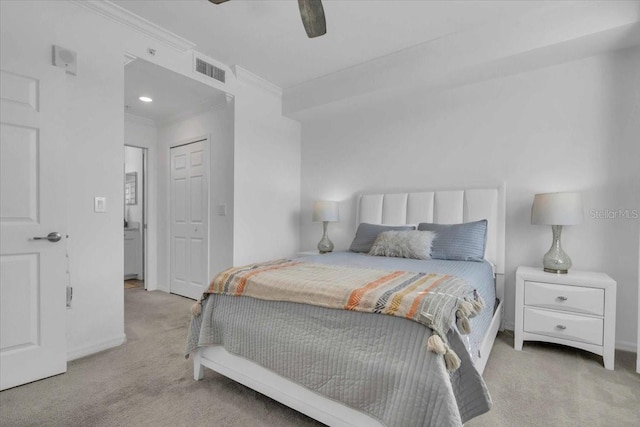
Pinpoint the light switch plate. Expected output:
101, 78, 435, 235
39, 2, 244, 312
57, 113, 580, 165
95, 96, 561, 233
94, 197, 107, 213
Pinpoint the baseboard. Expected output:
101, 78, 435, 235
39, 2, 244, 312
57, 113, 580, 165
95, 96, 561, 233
503, 320, 515, 331
67, 334, 127, 361
614, 340, 637, 353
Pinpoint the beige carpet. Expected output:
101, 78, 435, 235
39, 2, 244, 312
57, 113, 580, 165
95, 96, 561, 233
468, 333, 639, 426
1, 288, 638, 426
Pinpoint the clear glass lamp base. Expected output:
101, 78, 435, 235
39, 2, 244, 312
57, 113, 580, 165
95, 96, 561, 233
543, 225, 572, 274
317, 221, 334, 254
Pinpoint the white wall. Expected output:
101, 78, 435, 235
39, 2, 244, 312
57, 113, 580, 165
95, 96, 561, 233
299, 48, 640, 350
156, 104, 235, 291
233, 72, 302, 265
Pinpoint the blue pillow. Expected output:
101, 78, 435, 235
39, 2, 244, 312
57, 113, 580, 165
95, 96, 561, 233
417, 220, 487, 262
349, 223, 415, 253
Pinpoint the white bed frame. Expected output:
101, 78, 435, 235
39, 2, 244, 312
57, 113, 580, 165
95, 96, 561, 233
193, 185, 506, 427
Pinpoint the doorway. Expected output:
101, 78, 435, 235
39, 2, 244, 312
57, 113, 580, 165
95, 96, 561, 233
124, 145, 147, 290
123, 56, 227, 297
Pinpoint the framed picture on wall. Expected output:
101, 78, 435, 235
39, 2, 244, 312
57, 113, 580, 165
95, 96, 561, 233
125, 172, 137, 205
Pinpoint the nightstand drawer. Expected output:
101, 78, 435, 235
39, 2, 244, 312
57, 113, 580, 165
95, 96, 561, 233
524, 281, 604, 316
524, 307, 603, 346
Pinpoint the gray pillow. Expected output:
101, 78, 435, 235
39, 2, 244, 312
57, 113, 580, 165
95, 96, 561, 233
349, 223, 415, 253
369, 230, 436, 260
417, 220, 487, 262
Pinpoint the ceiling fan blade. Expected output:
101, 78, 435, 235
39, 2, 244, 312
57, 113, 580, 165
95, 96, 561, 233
298, 0, 326, 38
208, 0, 229, 4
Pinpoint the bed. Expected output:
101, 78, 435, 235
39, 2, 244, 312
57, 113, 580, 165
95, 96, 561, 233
187, 186, 505, 426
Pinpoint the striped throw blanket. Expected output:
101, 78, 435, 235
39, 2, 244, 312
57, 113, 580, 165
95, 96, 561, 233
194, 259, 485, 371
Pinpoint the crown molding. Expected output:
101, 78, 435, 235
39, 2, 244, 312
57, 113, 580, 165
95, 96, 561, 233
233, 66, 282, 97
125, 113, 156, 127
72, 0, 196, 52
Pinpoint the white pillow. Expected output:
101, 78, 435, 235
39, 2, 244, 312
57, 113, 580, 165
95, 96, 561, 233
368, 230, 436, 260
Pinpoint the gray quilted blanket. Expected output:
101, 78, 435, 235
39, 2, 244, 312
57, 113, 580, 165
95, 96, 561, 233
186, 293, 491, 426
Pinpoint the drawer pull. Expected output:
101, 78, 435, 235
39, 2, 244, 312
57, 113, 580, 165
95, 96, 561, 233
556, 296, 568, 302
556, 325, 567, 330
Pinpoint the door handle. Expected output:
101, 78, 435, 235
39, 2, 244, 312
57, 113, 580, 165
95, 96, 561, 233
33, 232, 62, 242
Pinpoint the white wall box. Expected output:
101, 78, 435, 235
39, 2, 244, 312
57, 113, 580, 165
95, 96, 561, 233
515, 266, 617, 370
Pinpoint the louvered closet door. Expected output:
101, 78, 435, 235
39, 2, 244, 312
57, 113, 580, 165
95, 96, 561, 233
170, 140, 208, 300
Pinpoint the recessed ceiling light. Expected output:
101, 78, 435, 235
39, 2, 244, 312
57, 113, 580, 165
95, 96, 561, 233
139, 96, 153, 103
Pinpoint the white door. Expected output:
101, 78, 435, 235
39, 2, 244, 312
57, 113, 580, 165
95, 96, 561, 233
170, 140, 208, 300
0, 61, 67, 390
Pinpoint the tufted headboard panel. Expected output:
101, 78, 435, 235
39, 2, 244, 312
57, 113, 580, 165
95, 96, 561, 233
356, 186, 505, 275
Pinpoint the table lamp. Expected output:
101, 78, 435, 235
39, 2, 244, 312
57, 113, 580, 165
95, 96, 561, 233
312, 201, 339, 254
531, 192, 583, 274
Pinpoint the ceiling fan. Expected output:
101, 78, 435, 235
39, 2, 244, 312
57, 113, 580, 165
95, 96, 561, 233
208, 0, 326, 38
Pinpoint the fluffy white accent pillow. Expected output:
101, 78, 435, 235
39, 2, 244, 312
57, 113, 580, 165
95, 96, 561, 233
368, 230, 436, 260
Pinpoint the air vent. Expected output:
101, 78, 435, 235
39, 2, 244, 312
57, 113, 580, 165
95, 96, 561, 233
195, 58, 225, 83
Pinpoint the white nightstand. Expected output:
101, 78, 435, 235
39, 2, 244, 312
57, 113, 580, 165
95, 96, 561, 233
515, 266, 617, 370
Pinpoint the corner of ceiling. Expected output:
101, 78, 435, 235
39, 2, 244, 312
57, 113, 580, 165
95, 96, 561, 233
283, 1, 640, 121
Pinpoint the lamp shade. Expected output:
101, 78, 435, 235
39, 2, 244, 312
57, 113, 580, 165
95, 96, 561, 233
312, 200, 339, 222
531, 192, 583, 225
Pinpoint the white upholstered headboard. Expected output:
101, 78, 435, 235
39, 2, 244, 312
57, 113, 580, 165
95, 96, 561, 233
356, 186, 506, 276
